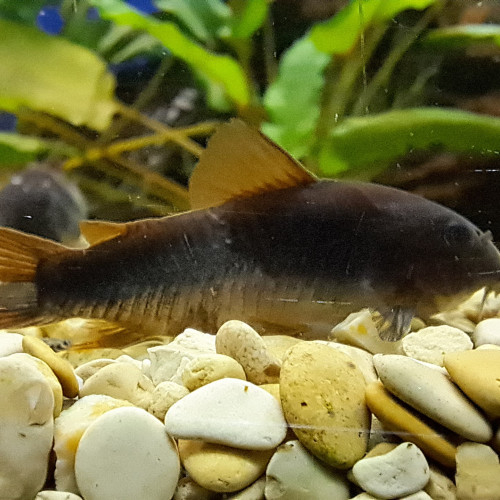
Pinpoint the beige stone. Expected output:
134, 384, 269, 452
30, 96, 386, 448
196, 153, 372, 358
216, 320, 281, 384
226, 476, 266, 499
262, 335, 303, 361
148, 381, 189, 421
473, 318, 500, 347
424, 465, 457, 500
444, 349, 500, 417
374, 354, 491, 442
80, 362, 155, 410
455, 442, 500, 500
173, 476, 217, 500
36, 492, 83, 500
23, 335, 79, 398
365, 381, 456, 468
280, 342, 369, 469
178, 439, 272, 493
74, 358, 117, 382
401, 325, 472, 366
181, 353, 246, 391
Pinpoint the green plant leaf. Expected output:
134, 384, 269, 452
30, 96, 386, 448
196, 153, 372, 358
229, 0, 269, 39
90, 0, 249, 107
310, 0, 436, 55
0, 133, 77, 166
318, 108, 500, 177
154, 0, 230, 43
262, 37, 330, 159
422, 24, 500, 49
0, 19, 118, 131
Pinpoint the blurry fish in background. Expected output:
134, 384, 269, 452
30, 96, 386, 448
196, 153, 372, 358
0, 164, 87, 244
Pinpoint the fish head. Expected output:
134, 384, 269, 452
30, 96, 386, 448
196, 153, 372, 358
377, 190, 500, 316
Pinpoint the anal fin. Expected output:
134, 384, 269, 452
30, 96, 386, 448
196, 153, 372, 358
373, 306, 415, 342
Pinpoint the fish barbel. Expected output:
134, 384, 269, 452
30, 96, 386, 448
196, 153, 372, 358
0, 119, 499, 345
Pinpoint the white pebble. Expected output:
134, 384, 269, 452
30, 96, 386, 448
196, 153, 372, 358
165, 378, 286, 450
79, 362, 155, 410
352, 442, 430, 499
148, 331, 216, 385
265, 440, 350, 499
373, 354, 492, 442
473, 318, 500, 347
75, 406, 180, 500
402, 325, 472, 366
35, 492, 83, 500
53, 394, 132, 493
0, 331, 23, 357
0, 353, 55, 500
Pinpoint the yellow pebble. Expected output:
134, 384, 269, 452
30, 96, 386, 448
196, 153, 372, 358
22, 336, 79, 398
365, 381, 456, 468
444, 349, 500, 417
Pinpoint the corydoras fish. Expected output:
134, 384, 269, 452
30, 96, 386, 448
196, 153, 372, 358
0, 119, 499, 345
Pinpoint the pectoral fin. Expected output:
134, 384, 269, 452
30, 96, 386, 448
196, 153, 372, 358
374, 306, 415, 341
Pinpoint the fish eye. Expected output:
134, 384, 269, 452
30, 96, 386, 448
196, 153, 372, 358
443, 223, 473, 248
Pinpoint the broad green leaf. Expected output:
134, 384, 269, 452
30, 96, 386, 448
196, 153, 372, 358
422, 25, 500, 49
90, 0, 250, 106
0, 19, 118, 131
262, 37, 330, 159
319, 108, 500, 177
230, 0, 269, 39
154, 0, 230, 42
310, 0, 436, 55
0, 133, 77, 166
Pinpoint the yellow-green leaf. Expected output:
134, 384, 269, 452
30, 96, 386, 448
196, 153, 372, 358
0, 19, 118, 131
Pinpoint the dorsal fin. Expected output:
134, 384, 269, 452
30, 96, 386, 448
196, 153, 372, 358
79, 220, 127, 246
189, 119, 316, 210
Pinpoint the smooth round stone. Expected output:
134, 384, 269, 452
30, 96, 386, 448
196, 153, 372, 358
32, 355, 64, 417
401, 325, 472, 366
36, 492, 83, 500
473, 318, 500, 347
444, 349, 500, 417
216, 320, 281, 384
352, 442, 430, 499
365, 381, 457, 468
373, 354, 492, 442
22, 335, 79, 398
53, 394, 132, 493
75, 406, 180, 500
0, 331, 23, 357
74, 358, 117, 382
455, 442, 500, 499
262, 335, 303, 361
181, 353, 246, 391
280, 342, 369, 469
79, 362, 155, 410
178, 439, 272, 493
265, 440, 350, 500
0, 353, 55, 500
149, 381, 189, 421
165, 378, 286, 450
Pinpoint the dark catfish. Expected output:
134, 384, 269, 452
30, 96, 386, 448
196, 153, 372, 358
0, 120, 498, 345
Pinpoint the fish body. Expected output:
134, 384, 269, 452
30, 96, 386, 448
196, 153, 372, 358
0, 120, 499, 343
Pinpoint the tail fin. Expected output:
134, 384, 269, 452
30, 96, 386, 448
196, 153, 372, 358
0, 227, 66, 328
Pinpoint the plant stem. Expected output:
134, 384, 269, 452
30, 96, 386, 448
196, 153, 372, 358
351, 2, 444, 116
